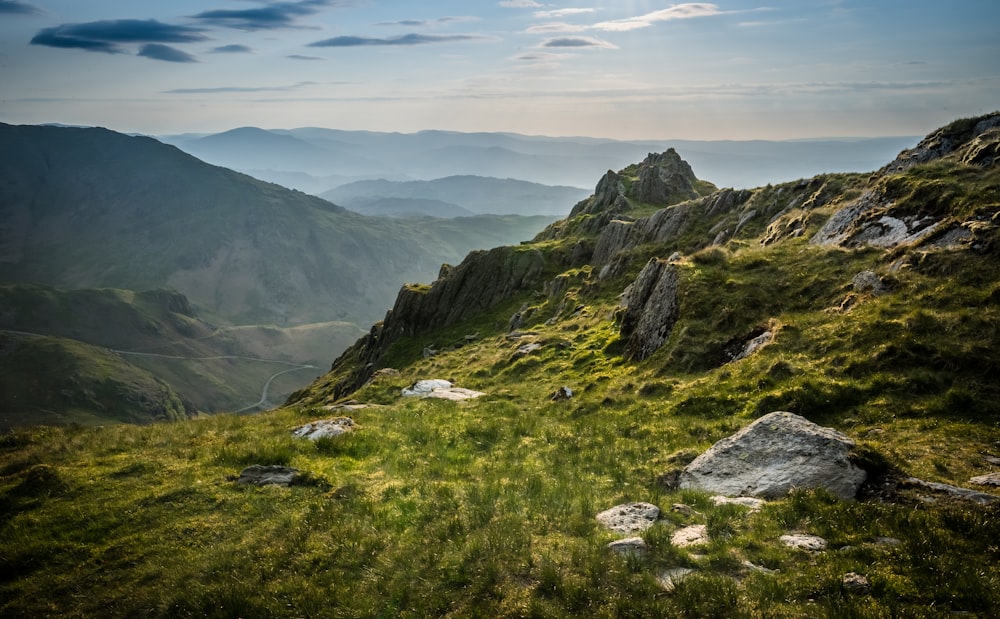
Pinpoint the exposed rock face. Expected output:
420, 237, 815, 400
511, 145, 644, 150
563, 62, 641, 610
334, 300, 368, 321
879, 112, 1000, 175
619, 258, 680, 361
401, 379, 484, 401
678, 411, 867, 499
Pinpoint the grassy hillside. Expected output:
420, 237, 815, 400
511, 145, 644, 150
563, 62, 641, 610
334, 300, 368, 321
1, 115, 998, 617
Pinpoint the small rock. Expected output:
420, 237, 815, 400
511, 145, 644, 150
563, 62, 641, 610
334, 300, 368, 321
969, 472, 1000, 487
984, 455, 1000, 466
710, 495, 766, 511
852, 270, 891, 296
607, 537, 647, 556
402, 379, 453, 396
401, 380, 485, 400
422, 346, 438, 358
874, 536, 902, 547
596, 502, 660, 534
235, 465, 303, 487
842, 572, 871, 595
906, 477, 1000, 504
514, 342, 542, 357
424, 387, 485, 401
780, 533, 827, 551
742, 560, 777, 574
292, 417, 355, 440
671, 524, 709, 548
550, 386, 573, 401
670, 503, 697, 516
658, 568, 695, 592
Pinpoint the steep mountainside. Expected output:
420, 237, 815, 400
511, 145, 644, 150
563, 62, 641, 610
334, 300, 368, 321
0, 123, 554, 326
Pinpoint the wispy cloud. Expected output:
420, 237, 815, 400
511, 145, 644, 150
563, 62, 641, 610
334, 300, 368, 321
593, 3, 724, 32
534, 8, 595, 19
542, 36, 617, 49
30, 19, 207, 54
288, 54, 324, 60
211, 44, 254, 54
499, 0, 541, 7
376, 16, 478, 27
0, 0, 43, 15
527, 22, 587, 34
309, 33, 491, 47
164, 81, 317, 94
191, 0, 342, 31
138, 44, 198, 63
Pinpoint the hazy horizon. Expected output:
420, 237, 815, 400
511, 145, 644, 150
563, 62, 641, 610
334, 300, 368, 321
2, 1, 997, 141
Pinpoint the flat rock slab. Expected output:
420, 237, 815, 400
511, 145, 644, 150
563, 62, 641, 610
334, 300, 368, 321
596, 502, 660, 534
678, 411, 867, 499
711, 495, 766, 511
235, 465, 303, 487
671, 524, 709, 548
906, 477, 1000, 504
969, 472, 1000, 487
780, 533, 828, 551
292, 417, 355, 440
607, 537, 647, 556
402, 379, 485, 401
658, 568, 695, 592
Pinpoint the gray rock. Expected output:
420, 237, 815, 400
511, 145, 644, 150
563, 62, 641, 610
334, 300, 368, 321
658, 568, 695, 592
235, 465, 303, 487
842, 572, 871, 595
905, 477, 1000, 504
852, 271, 891, 296
292, 417, 355, 440
671, 524, 709, 548
608, 537, 648, 556
514, 342, 542, 357
596, 502, 660, 534
619, 258, 680, 361
780, 533, 827, 551
678, 411, 867, 499
401, 379, 484, 401
969, 472, 1000, 487
550, 386, 573, 401
732, 331, 773, 361
711, 495, 766, 511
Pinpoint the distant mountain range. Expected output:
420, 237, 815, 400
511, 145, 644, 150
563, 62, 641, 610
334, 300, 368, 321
159, 126, 920, 194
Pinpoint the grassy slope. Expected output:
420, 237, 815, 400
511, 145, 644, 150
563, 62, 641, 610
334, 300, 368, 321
2, 123, 999, 616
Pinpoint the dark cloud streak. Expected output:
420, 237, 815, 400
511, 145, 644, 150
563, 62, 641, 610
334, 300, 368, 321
309, 33, 486, 47
30, 19, 207, 54
138, 44, 198, 63
0, 0, 43, 15
191, 0, 340, 31
211, 44, 254, 53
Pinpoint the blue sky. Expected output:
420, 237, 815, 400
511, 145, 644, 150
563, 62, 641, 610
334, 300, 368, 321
1, 0, 997, 139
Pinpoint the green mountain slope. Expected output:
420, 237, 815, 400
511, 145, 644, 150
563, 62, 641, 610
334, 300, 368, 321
1, 114, 998, 617
0, 123, 555, 326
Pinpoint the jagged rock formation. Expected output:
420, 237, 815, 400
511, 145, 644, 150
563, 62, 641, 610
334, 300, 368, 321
813, 111, 1000, 249
619, 258, 681, 361
678, 411, 868, 499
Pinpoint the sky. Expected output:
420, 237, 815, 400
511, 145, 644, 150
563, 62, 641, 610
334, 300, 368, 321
1, 0, 998, 140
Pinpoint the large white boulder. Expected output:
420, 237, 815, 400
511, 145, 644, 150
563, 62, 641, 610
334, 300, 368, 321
678, 411, 867, 499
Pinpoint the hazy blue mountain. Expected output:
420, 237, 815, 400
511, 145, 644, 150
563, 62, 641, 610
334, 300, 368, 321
161, 126, 919, 192
322, 176, 590, 217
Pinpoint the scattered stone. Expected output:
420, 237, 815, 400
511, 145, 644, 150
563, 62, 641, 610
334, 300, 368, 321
514, 342, 542, 357
742, 560, 777, 574
732, 331, 773, 361
422, 346, 438, 358
670, 503, 698, 516
671, 524, 709, 548
842, 572, 871, 595
780, 534, 828, 551
905, 477, 1000, 504
658, 568, 695, 592
323, 402, 374, 412
464, 332, 480, 341
711, 495, 766, 511
874, 536, 902, 547
608, 537, 648, 556
668, 251, 682, 262
292, 417, 355, 440
969, 472, 1000, 487
596, 502, 660, 534
505, 331, 539, 340
678, 411, 867, 500
235, 465, 303, 487
852, 270, 891, 296
550, 386, 573, 401
984, 456, 1000, 466
425, 387, 485, 401
402, 379, 454, 396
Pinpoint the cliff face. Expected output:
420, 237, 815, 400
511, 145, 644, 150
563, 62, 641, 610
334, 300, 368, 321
292, 112, 1000, 407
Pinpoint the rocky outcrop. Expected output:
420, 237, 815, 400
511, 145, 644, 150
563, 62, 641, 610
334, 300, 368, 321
292, 418, 355, 440
678, 411, 867, 499
234, 465, 304, 487
619, 258, 680, 361
294, 245, 546, 402
879, 112, 1000, 175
